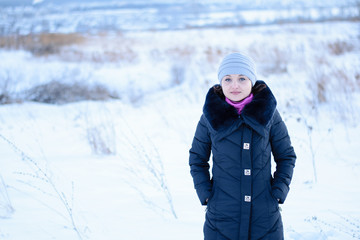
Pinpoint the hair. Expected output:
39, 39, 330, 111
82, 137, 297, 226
213, 83, 266, 99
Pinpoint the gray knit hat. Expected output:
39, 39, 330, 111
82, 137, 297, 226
217, 52, 257, 85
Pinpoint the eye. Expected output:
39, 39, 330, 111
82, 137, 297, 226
239, 77, 246, 81
224, 78, 231, 82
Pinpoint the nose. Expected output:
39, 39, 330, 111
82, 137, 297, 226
231, 80, 241, 89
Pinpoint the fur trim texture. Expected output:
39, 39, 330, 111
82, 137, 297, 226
203, 81, 277, 131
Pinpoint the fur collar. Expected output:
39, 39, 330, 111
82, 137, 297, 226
203, 81, 277, 132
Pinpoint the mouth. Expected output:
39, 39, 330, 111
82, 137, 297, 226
231, 92, 241, 94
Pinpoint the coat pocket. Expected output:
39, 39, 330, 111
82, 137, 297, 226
207, 186, 215, 202
206, 180, 217, 207
268, 180, 279, 213
270, 190, 279, 205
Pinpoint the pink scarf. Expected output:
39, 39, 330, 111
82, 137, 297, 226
225, 93, 253, 114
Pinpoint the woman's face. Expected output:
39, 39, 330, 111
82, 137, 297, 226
221, 74, 252, 102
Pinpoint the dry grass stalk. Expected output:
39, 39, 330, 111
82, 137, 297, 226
328, 40, 354, 56
204, 46, 224, 64
0, 33, 85, 56
165, 46, 195, 61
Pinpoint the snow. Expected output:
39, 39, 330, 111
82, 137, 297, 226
1, 1, 358, 34
0, 4, 360, 240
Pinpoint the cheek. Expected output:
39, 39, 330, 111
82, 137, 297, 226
221, 84, 229, 92
222, 87, 231, 98
244, 82, 252, 91
247, 85, 252, 92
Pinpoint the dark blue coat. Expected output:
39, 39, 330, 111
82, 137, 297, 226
189, 81, 296, 240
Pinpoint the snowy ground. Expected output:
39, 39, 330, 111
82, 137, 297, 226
1, 20, 360, 239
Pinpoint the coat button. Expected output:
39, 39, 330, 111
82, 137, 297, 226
244, 169, 251, 175
243, 143, 250, 150
244, 195, 251, 202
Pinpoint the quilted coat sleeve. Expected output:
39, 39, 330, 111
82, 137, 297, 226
270, 110, 296, 204
189, 114, 212, 205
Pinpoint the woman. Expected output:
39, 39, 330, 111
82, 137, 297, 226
189, 52, 296, 240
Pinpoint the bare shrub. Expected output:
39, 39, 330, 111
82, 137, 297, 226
85, 117, 116, 156
308, 61, 358, 104
0, 94, 12, 104
204, 46, 224, 64
0, 80, 13, 105
170, 64, 186, 86
309, 66, 328, 104
307, 61, 360, 125
100, 47, 138, 63
118, 117, 177, 219
0, 70, 20, 105
90, 31, 139, 64
356, 73, 360, 88
24, 81, 119, 104
266, 47, 289, 73
0, 33, 85, 56
86, 127, 113, 155
126, 85, 145, 106
150, 48, 164, 62
328, 40, 355, 55
59, 46, 138, 64
0, 134, 85, 239
0, 175, 14, 219
165, 46, 194, 61
81, 102, 117, 155
248, 44, 290, 75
